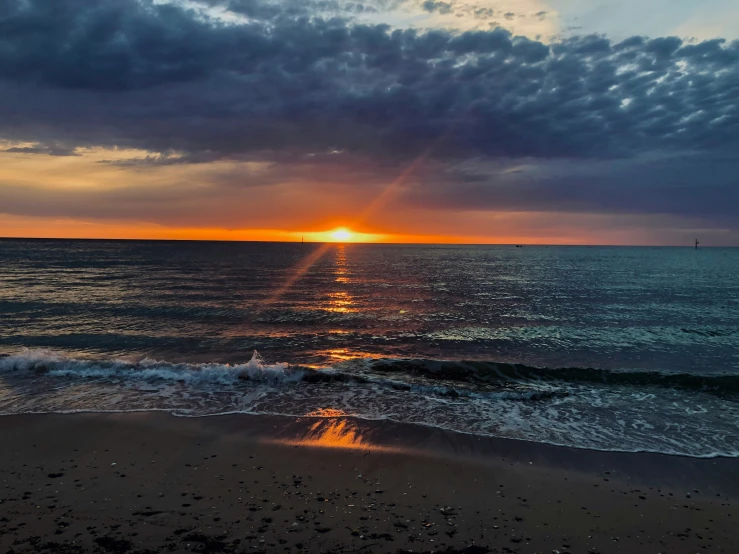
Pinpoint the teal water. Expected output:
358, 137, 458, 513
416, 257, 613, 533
0, 239, 737, 457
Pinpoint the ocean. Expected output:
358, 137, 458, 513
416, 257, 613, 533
1, 239, 737, 457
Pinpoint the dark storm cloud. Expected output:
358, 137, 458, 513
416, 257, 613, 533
0, 0, 738, 228
1, 0, 738, 162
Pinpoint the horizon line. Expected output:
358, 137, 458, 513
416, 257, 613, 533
0, 236, 734, 248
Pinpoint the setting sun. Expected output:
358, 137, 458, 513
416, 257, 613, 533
299, 228, 386, 243
330, 228, 353, 242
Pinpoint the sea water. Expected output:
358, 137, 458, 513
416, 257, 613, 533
0, 239, 737, 457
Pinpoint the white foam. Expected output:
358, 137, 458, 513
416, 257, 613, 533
2, 349, 739, 459
0, 348, 302, 385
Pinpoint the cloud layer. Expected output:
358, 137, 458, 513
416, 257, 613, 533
0, 0, 738, 242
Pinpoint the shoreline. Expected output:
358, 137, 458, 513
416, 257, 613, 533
6, 406, 739, 458
2, 348, 738, 461
1, 412, 737, 553
3, 409, 739, 492
61, 408, 739, 461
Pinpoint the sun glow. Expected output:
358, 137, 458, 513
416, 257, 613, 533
330, 228, 352, 242
301, 228, 385, 243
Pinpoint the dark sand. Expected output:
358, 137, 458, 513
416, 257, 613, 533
1, 412, 737, 554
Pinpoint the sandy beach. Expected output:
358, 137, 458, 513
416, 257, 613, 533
1, 412, 737, 554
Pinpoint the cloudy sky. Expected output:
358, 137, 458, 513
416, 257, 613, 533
1, 0, 738, 244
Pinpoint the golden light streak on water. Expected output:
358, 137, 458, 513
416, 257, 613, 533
251, 241, 334, 316
271, 415, 400, 452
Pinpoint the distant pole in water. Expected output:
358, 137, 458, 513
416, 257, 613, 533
302, 235, 304, 244
695, 239, 699, 249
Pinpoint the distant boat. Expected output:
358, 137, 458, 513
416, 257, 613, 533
515, 245, 523, 248
695, 239, 699, 249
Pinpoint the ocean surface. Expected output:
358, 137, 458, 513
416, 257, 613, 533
1, 239, 738, 457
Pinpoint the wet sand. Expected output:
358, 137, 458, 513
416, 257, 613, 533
1, 412, 737, 554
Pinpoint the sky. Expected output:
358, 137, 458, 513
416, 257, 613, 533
0, 0, 738, 245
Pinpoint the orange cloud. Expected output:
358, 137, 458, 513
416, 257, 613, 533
1, 149, 736, 246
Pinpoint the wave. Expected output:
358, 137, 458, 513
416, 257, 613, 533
0, 349, 566, 402
2, 350, 738, 398
362, 359, 739, 396
2, 349, 738, 459
0, 349, 303, 385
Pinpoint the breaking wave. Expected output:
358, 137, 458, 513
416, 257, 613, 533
0, 350, 569, 402
1, 349, 738, 458
0, 349, 302, 385
3, 349, 738, 396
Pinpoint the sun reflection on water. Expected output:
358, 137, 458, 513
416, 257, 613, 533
324, 348, 355, 361
271, 411, 399, 452
334, 244, 350, 284
320, 348, 379, 363
322, 244, 358, 312
324, 291, 356, 313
